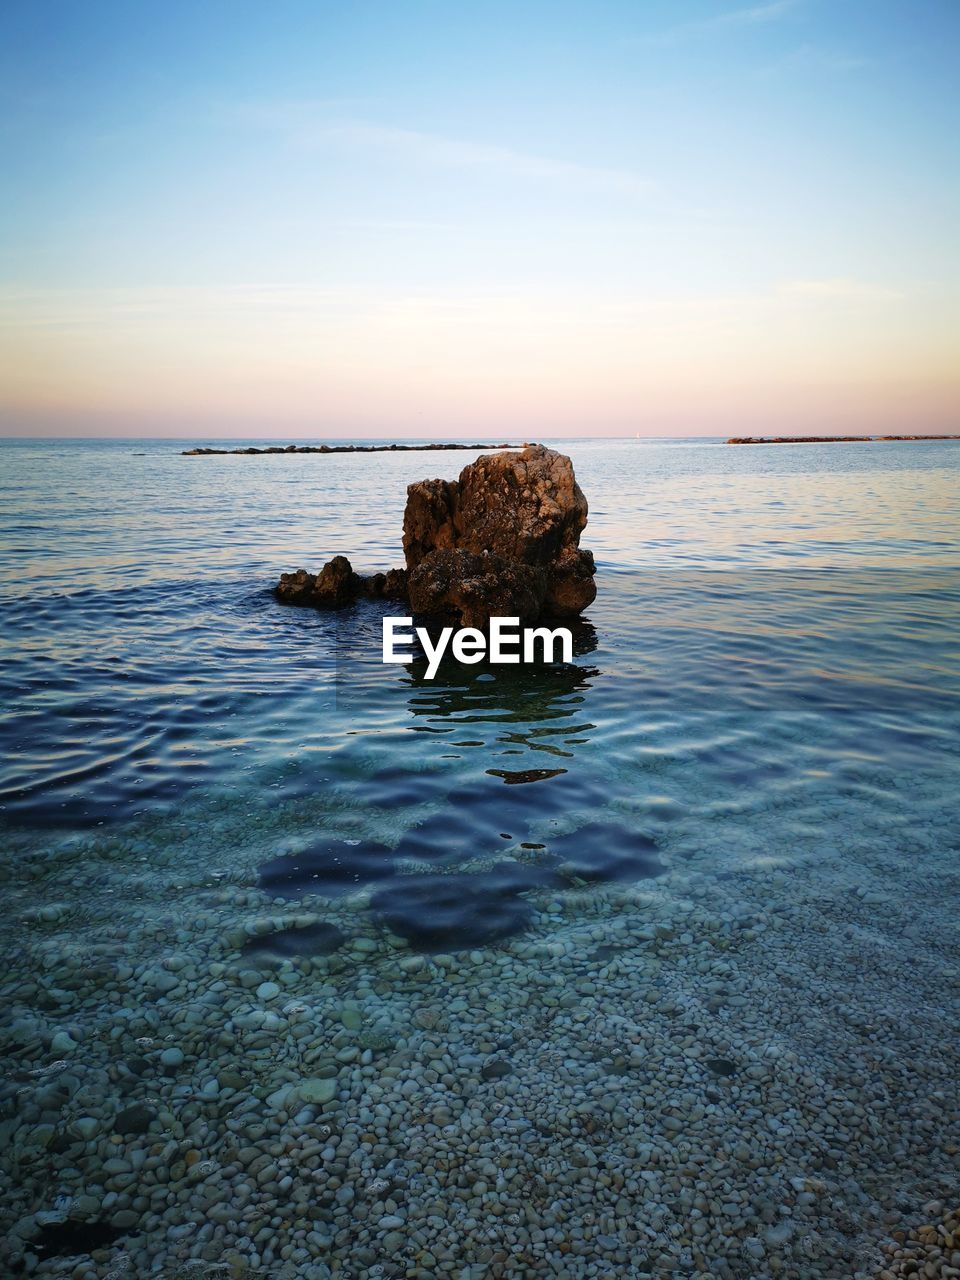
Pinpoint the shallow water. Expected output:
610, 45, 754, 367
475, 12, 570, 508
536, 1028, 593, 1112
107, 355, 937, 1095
1, 436, 958, 1278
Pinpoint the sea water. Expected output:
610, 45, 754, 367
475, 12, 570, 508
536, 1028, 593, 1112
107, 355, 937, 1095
1, 436, 957, 1277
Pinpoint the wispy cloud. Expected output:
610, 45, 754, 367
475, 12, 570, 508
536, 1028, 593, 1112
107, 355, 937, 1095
234, 103, 657, 198
760, 43, 870, 76
0, 285, 360, 331
780, 278, 903, 302
642, 0, 798, 46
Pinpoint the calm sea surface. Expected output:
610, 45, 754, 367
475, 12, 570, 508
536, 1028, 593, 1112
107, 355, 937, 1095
0, 436, 958, 1277
1, 436, 957, 838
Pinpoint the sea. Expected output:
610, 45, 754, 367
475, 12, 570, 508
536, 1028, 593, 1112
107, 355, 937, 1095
1, 435, 958, 1279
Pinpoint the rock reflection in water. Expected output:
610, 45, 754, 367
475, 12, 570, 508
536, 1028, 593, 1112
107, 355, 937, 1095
255, 619, 647, 950
399, 618, 599, 771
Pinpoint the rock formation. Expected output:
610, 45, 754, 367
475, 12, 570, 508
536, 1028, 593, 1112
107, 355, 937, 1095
407, 443, 588, 566
275, 559, 407, 608
403, 445, 596, 625
184, 441, 517, 456
407, 549, 549, 628
274, 444, 596, 625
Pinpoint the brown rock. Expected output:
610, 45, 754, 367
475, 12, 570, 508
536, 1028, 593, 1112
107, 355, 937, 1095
275, 444, 595, 624
402, 478, 458, 568
545, 548, 597, 616
313, 555, 356, 605
408, 549, 547, 628
275, 567, 317, 606
400, 444, 596, 624
454, 444, 588, 564
357, 567, 410, 599
382, 568, 409, 599
275, 555, 359, 607
403, 444, 588, 570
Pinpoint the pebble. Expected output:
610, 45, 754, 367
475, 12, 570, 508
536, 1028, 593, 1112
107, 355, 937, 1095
73, 1116, 100, 1140
297, 1077, 337, 1105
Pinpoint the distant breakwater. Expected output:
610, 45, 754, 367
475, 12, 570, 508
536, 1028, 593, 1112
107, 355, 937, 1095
182, 442, 523, 456
727, 434, 960, 445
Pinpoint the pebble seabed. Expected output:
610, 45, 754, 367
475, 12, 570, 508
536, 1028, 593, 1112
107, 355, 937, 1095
1, 780, 958, 1280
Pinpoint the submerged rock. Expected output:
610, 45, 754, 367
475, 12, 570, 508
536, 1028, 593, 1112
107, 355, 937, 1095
112, 1103, 156, 1136
30, 1217, 125, 1259
548, 821, 664, 884
274, 444, 596, 625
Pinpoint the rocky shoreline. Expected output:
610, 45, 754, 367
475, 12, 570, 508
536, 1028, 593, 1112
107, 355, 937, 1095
182, 443, 521, 457
727, 435, 960, 445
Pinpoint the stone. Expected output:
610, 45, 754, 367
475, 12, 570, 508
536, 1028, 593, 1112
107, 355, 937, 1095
401, 444, 596, 625
274, 445, 596, 625
545, 547, 597, 617
297, 1078, 337, 1105
276, 555, 358, 608
403, 444, 587, 569
407, 548, 548, 628
311, 555, 357, 606
402, 477, 459, 567
357, 567, 409, 600
706, 1058, 739, 1077
481, 1059, 513, 1081
113, 1103, 156, 1135
266, 1084, 294, 1111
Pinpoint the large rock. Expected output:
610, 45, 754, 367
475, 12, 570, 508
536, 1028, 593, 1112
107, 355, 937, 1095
275, 444, 596, 626
402, 445, 595, 625
402, 478, 458, 567
403, 444, 588, 569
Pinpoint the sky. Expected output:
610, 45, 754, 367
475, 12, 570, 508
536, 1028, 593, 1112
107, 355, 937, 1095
0, 0, 958, 438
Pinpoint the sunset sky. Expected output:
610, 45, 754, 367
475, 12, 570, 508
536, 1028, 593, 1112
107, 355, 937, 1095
1, 0, 957, 438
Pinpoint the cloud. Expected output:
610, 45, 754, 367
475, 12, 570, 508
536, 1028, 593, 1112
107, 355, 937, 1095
642, 0, 798, 46
760, 43, 870, 76
779, 278, 903, 302
234, 103, 656, 198
0, 285, 359, 331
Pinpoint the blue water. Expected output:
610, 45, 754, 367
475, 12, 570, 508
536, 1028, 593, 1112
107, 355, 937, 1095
1, 436, 957, 842
1, 436, 958, 1277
